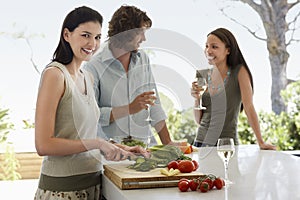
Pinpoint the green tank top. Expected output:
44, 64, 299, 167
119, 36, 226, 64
195, 65, 242, 145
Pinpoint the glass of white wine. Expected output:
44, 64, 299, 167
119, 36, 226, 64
194, 77, 208, 110
145, 89, 156, 122
217, 138, 235, 185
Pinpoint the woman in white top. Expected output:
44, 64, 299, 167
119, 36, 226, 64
34, 6, 148, 200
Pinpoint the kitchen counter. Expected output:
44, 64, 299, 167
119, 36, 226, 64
102, 145, 300, 200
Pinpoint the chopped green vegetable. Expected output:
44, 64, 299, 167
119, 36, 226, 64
121, 136, 146, 148
128, 145, 189, 171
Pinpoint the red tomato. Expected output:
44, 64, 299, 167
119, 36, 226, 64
178, 178, 189, 183
178, 180, 190, 192
213, 178, 224, 190
178, 160, 194, 173
203, 178, 213, 190
167, 160, 179, 170
192, 160, 199, 171
199, 181, 209, 193
189, 179, 199, 191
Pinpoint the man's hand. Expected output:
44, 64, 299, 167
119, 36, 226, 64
129, 91, 156, 114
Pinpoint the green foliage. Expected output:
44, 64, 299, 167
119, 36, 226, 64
22, 119, 35, 129
0, 109, 14, 144
0, 144, 21, 180
238, 111, 294, 150
238, 80, 300, 150
159, 92, 197, 144
281, 81, 300, 113
280, 81, 300, 150
0, 106, 21, 180
237, 111, 256, 145
166, 109, 197, 144
159, 81, 300, 150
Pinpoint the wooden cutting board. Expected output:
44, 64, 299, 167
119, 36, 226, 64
103, 162, 204, 190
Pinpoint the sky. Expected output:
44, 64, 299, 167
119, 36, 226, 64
0, 0, 300, 138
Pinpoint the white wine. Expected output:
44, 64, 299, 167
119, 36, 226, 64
217, 138, 235, 185
217, 149, 235, 163
199, 85, 207, 95
194, 76, 207, 110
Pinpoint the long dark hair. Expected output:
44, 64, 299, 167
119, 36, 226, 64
208, 28, 253, 112
52, 6, 103, 65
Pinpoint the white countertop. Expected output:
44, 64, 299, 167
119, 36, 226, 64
103, 145, 300, 200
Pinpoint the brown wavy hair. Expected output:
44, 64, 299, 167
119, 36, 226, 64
108, 5, 152, 48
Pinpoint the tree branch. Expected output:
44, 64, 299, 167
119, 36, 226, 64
288, 10, 300, 27
288, 0, 300, 10
0, 28, 42, 74
286, 7, 300, 46
239, 0, 262, 14
25, 38, 40, 74
220, 7, 267, 41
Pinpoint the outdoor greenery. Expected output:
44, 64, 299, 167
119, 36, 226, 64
0, 81, 299, 181
0, 106, 21, 181
160, 81, 300, 150
159, 93, 197, 144
0, 144, 21, 180
0, 108, 14, 144
238, 81, 300, 150
166, 109, 197, 145
22, 119, 35, 129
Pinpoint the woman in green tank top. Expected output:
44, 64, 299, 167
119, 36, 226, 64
191, 28, 276, 151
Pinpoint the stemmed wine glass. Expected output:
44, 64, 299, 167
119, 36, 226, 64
145, 89, 156, 122
217, 138, 235, 186
194, 77, 208, 110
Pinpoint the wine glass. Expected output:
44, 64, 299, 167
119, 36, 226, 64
145, 89, 156, 122
194, 77, 207, 110
145, 129, 152, 149
217, 138, 235, 186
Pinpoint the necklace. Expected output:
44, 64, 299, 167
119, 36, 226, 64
207, 68, 231, 91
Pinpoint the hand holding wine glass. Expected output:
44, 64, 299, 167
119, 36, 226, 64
129, 91, 156, 115
217, 138, 235, 186
145, 89, 156, 122
194, 76, 207, 110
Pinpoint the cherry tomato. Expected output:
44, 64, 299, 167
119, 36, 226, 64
213, 178, 224, 190
199, 181, 209, 193
178, 160, 194, 173
189, 179, 199, 191
192, 160, 199, 171
203, 178, 213, 190
178, 178, 189, 183
167, 160, 179, 170
178, 180, 190, 192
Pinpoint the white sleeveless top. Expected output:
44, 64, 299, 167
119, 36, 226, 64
40, 61, 101, 177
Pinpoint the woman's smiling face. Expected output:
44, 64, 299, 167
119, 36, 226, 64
64, 21, 102, 62
205, 34, 230, 66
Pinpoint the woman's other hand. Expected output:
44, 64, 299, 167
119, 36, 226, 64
259, 142, 277, 150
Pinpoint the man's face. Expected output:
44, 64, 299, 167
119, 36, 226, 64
123, 26, 147, 52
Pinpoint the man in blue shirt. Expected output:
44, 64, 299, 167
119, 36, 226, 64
84, 5, 172, 146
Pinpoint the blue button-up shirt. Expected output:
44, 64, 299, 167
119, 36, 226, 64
84, 42, 167, 144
